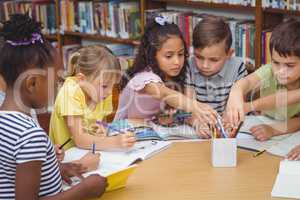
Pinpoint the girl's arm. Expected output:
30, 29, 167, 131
16, 161, 106, 200
66, 116, 136, 150
225, 72, 262, 126
245, 88, 300, 113
142, 82, 217, 124
184, 86, 196, 99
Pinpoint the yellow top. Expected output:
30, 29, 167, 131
49, 77, 113, 150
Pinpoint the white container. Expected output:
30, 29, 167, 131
211, 138, 237, 167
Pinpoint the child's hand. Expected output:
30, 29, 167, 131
225, 91, 245, 127
188, 115, 211, 139
84, 124, 107, 137
75, 152, 100, 172
60, 162, 86, 185
287, 145, 300, 160
54, 144, 65, 162
250, 125, 274, 141
115, 132, 136, 148
81, 174, 107, 197
192, 102, 217, 126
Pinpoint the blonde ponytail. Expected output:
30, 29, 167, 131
67, 52, 80, 77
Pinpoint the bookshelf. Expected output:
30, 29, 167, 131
1, 0, 299, 124
2, 0, 299, 70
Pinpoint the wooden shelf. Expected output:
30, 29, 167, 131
62, 31, 140, 46
44, 34, 58, 40
263, 8, 300, 16
151, 0, 255, 12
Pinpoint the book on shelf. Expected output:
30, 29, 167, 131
60, 0, 141, 39
262, 30, 272, 65
262, 0, 300, 11
188, 0, 255, 6
145, 9, 255, 68
0, 0, 57, 35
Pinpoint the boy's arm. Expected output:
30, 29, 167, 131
246, 88, 300, 113
250, 117, 300, 141
66, 116, 136, 150
272, 117, 300, 136
226, 72, 261, 125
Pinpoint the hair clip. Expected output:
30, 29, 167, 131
155, 16, 169, 26
5, 33, 44, 46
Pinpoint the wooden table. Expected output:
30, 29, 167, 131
101, 142, 289, 200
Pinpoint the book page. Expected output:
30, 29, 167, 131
149, 122, 199, 140
237, 115, 300, 157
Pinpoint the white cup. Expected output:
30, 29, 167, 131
211, 138, 237, 167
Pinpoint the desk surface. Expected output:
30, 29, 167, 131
101, 141, 289, 200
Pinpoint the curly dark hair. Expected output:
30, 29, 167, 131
0, 13, 56, 86
120, 20, 189, 91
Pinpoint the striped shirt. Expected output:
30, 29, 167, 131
185, 56, 247, 114
0, 111, 62, 199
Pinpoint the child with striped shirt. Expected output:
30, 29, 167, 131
0, 14, 106, 200
185, 16, 247, 138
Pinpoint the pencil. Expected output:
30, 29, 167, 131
231, 121, 244, 138
253, 149, 266, 157
59, 138, 72, 150
92, 142, 96, 154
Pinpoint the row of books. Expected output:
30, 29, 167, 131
262, 30, 272, 65
146, 10, 255, 67
60, 1, 141, 39
262, 0, 300, 10
188, 0, 255, 6
0, 1, 57, 35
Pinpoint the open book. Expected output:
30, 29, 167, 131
271, 159, 300, 199
236, 115, 300, 157
62, 141, 171, 192
108, 119, 200, 141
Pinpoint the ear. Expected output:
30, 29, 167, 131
25, 75, 37, 94
227, 48, 235, 58
76, 72, 86, 81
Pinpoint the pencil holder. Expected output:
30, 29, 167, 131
211, 138, 237, 167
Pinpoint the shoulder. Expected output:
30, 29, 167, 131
254, 64, 273, 79
226, 57, 244, 70
0, 111, 48, 145
128, 70, 163, 91
56, 77, 85, 102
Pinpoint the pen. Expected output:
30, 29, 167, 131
216, 116, 228, 138
59, 138, 72, 150
92, 142, 96, 154
253, 149, 266, 157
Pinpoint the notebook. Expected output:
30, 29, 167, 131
62, 141, 171, 192
108, 119, 200, 141
271, 159, 300, 199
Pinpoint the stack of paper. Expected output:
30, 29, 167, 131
271, 160, 300, 199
